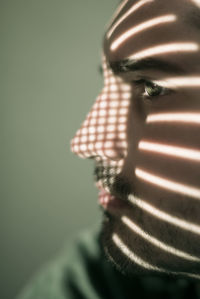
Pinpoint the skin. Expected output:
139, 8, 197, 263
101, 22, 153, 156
71, 0, 200, 280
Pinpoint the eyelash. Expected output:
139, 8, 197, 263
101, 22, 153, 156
98, 65, 173, 100
133, 79, 173, 100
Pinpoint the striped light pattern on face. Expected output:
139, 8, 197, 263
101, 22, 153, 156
146, 113, 200, 124
112, 233, 163, 272
122, 216, 200, 262
111, 15, 176, 51
107, 0, 129, 30
128, 194, 200, 235
128, 43, 199, 60
107, 0, 154, 39
71, 0, 200, 278
135, 168, 200, 200
153, 77, 200, 88
192, 0, 200, 7
138, 141, 200, 161
112, 233, 200, 280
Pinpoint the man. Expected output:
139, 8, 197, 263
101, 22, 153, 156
17, 0, 200, 298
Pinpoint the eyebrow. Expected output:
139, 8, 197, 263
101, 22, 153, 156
109, 57, 185, 75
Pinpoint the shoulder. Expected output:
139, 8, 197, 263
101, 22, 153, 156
16, 224, 106, 299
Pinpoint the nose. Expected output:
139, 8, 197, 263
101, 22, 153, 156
71, 58, 131, 162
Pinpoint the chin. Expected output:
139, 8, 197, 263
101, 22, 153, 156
100, 213, 154, 278
99, 212, 200, 282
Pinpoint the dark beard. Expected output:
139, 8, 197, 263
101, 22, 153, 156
94, 161, 200, 281
94, 161, 132, 201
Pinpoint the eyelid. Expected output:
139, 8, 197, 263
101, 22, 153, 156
133, 79, 173, 99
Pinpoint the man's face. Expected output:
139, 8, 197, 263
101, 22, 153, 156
71, 0, 200, 280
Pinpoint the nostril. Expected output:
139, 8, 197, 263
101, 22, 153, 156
103, 149, 126, 161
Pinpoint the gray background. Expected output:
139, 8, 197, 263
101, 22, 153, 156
1, 1, 118, 298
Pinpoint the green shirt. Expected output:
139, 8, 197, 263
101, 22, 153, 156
16, 224, 200, 299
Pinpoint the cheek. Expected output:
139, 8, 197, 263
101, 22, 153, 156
125, 90, 200, 222
106, 91, 200, 277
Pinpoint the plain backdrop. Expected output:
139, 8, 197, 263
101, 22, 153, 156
1, 1, 118, 298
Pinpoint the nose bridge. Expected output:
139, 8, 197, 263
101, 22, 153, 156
71, 58, 131, 161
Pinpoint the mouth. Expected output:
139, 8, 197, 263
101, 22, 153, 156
95, 180, 127, 214
94, 161, 132, 215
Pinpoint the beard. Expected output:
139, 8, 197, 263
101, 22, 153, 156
95, 161, 151, 277
99, 202, 158, 279
94, 162, 200, 281
100, 208, 200, 282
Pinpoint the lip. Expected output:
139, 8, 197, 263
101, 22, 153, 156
96, 182, 127, 214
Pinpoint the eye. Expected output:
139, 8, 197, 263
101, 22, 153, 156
134, 79, 172, 100
144, 81, 164, 97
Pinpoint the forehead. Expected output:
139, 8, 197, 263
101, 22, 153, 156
103, 0, 200, 72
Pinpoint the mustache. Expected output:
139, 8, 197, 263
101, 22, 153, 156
111, 175, 132, 199
94, 165, 132, 200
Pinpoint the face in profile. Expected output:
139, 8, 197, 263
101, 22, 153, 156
71, 0, 200, 280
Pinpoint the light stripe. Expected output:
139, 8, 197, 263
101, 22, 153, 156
135, 168, 200, 200
153, 77, 200, 88
122, 216, 200, 262
146, 112, 200, 124
107, 0, 154, 39
113, 232, 200, 280
191, 0, 200, 7
138, 141, 200, 162
128, 43, 199, 59
111, 15, 176, 51
112, 233, 163, 271
107, 0, 129, 28
128, 194, 200, 235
